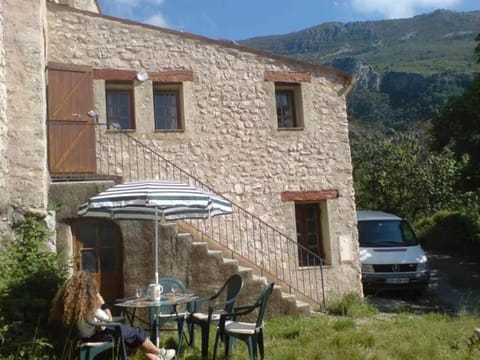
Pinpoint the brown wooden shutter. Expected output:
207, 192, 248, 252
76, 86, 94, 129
47, 63, 96, 175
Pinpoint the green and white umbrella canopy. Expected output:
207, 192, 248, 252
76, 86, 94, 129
78, 180, 233, 284
78, 180, 232, 220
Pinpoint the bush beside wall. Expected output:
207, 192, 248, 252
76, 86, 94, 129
416, 210, 480, 256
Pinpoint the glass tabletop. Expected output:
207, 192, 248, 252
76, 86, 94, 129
115, 293, 198, 308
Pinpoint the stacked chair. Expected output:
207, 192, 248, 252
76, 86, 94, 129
213, 282, 275, 360
188, 273, 245, 359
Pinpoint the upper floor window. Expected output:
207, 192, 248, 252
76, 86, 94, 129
106, 81, 135, 130
153, 83, 183, 131
275, 83, 303, 129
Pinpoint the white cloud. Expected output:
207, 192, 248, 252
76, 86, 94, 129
100, 0, 170, 28
143, 13, 169, 28
350, 0, 462, 18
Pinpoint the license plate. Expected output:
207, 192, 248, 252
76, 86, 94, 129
386, 278, 409, 284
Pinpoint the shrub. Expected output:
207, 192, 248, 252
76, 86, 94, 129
416, 210, 480, 255
326, 292, 378, 318
0, 217, 67, 324
0, 217, 67, 359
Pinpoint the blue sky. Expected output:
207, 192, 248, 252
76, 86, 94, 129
97, 0, 480, 40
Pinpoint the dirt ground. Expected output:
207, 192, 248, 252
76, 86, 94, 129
368, 251, 480, 315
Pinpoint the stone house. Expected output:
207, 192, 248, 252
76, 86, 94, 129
1, 0, 362, 313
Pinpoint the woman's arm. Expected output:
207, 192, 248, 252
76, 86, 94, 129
96, 293, 113, 321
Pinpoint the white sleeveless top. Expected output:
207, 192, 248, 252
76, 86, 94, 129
77, 308, 111, 338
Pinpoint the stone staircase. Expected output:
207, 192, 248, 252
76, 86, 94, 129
164, 223, 312, 318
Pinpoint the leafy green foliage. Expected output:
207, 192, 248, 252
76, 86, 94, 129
0, 217, 67, 359
416, 210, 480, 255
0, 218, 67, 324
476, 33, 480, 63
430, 75, 480, 191
352, 132, 461, 222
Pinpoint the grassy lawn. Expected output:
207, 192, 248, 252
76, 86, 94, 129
4, 295, 480, 359
145, 296, 480, 360
170, 313, 480, 360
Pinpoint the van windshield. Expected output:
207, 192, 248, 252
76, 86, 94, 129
358, 220, 418, 247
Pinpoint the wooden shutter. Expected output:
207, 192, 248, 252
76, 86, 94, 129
47, 63, 96, 175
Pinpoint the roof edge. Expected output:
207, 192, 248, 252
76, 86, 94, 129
47, 2, 353, 91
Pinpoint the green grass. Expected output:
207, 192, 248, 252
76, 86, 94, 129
6, 295, 480, 359
4, 309, 480, 359
190, 312, 480, 360
144, 295, 480, 360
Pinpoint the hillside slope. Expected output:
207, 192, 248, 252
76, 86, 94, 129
241, 9, 480, 75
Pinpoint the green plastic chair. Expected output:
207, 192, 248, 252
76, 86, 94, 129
188, 273, 245, 359
213, 282, 274, 360
77, 321, 127, 360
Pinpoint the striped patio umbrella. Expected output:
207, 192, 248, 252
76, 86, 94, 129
78, 180, 233, 284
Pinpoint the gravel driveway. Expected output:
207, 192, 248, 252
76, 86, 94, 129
368, 251, 480, 314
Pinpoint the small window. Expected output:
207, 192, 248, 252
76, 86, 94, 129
106, 82, 135, 130
275, 83, 303, 129
295, 203, 324, 266
153, 83, 183, 131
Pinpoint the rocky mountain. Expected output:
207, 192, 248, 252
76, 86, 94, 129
240, 10, 480, 133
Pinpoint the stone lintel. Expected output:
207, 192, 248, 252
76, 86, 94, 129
264, 71, 311, 83
93, 69, 193, 82
93, 69, 137, 80
281, 190, 338, 202
149, 70, 194, 82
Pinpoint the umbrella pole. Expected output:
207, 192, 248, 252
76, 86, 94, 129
155, 207, 159, 285
154, 207, 160, 347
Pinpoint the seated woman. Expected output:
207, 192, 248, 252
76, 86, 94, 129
49, 271, 175, 360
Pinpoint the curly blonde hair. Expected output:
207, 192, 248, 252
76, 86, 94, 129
49, 271, 100, 325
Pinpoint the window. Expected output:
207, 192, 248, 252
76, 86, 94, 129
106, 82, 134, 130
153, 83, 183, 131
275, 83, 302, 129
72, 219, 124, 302
295, 203, 324, 266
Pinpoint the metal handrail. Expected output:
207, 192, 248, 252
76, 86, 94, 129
49, 121, 326, 307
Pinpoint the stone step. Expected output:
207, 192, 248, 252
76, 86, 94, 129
184, 235, 311, 317
295, 300, 312, 315
237, 265, 253, 279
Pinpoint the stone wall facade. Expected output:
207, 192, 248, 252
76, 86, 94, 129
46, 4, 362, 300
0, 1, 8, 231
0, 0, 49, 244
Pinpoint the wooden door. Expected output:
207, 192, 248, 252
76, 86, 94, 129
72, 219, 124, 303
47, 63, 96, 174
295, 203, 324, 266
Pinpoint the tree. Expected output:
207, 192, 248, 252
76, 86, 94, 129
476, 32, 480, 63
429, 34, 480, 191
352, 132, 461, 222
430, 79, 480, 190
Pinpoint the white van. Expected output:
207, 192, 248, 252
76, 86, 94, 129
357, 211, 430, 293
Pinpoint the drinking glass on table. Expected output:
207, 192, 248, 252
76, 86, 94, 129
170, 284, 179, 295
135, 286, 144, 298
